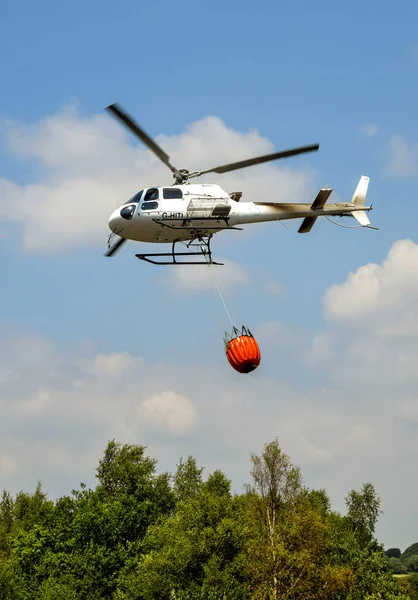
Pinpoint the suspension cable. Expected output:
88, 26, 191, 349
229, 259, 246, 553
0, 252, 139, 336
204, 253, 234, 328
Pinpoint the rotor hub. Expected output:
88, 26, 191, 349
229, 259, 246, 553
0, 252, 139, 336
173, 169, 190, 184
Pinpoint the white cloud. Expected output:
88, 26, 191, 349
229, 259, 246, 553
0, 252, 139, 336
0, 103, 316, 253
80, 352, 142, 376
21, 389, 53, 415
0, 457, 17, 475
384, 134, 418, 178
5, 236, 418, 549
256, 321, 294, 347
358, 123, 379, 137
303, 239, 418, 548
265, 281, 285, 296
311, 239, 418, 402
0, 332, 204, 495
305, 331, 335, 365
160, 259, 249, 294
324, 238, 418, 325
139, 391, 196, 435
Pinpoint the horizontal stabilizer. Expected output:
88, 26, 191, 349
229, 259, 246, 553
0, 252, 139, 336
312, 188, 332, 209
298, 216, 317, 233
298, 188, 332, 233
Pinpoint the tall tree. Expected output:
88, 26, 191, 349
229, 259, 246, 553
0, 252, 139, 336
327, 496, 409, 599
402, 544, 418, 562
0, 441, 175, 600
173, 456, 204, 503
241, 439, 348, 599
385, 548, 402, 559
345, 483, 381, 543
405, 555, 418, 573
116, 469, 246, 599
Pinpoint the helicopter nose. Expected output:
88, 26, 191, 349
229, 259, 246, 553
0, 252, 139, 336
108, 209, 123, 233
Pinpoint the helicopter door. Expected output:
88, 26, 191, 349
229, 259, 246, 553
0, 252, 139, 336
140, 188, 160, 216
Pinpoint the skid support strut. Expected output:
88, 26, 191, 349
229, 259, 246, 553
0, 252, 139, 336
136, 235, 223, 266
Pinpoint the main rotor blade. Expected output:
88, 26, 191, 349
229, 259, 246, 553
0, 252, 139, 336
197, 144, 320, 176
106, 103, 178, 173
105, 236, 127, 257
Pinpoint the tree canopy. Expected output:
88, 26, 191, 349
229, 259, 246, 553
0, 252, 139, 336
385, 543, 418, 580
386, 548, 402, 559
0, 438, 411, 599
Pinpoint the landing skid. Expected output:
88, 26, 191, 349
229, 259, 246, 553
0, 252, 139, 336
136, 235, 223, 266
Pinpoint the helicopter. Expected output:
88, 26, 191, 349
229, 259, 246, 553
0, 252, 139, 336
105, 103, 376, 265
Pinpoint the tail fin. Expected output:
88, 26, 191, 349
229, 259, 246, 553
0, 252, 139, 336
351, 175, 369, 207
351, 175, 372, 226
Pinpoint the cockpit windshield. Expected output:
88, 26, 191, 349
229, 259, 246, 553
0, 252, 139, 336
124, 190, 144, 204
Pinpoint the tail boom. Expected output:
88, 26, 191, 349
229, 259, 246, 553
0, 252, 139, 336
251, 175, 374, 232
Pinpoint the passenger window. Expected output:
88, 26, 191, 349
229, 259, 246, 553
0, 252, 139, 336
144, 188, 159, 201
163, 188, 183, 199
141, 201, 159, 211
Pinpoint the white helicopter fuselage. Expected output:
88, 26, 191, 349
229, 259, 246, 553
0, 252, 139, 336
108, 182, 371, 244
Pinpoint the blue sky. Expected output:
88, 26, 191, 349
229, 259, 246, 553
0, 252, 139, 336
1, 0, 418, 551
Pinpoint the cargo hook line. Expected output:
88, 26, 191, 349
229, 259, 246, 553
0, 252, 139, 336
204, 252, 234, 328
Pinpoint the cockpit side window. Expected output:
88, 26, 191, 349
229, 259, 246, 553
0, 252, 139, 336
141, 201, 158, 211
144, 188, 159, 201
125, 190, 143, 204
163, 188, 183, 199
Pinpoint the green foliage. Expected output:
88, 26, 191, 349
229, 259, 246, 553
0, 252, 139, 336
386, 542, 418, 576
405, 554, 418, 573
248, 438, 302, 507
36, 577, 78, 600
0, 441, 175, 599
389, 557, 409, 574
402, 543, 418, 562
0, 438, 411, 599
306, 488, 331, 517
386, 547, 402, 559
117, 472, 246, 599
203, 470, 231, 498
243, 439, 329, 598
0, 491, 14, 557
345, 482, 382, 544
407, 572, 418, 600
325, 510, 409, 598
173, 456, 204, 502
